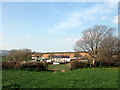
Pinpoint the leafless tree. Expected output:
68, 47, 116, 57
7, 49, 31, 61
74, 51, 82, 59
97, 36, 118, 66
6, 49, 17, 60
74, 25, 117, 65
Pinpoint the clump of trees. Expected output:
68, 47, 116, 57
74, 25, 119, 67
7, 49, 32, 61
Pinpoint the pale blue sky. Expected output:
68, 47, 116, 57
1, 2, 118, 52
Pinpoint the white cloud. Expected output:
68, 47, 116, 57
113, 15, 120, 24
55, 18, 81, 29
62, 38, 75, 43
83, 16, 95, 21
59, 2, 116, 27
104, 0, 119, 3
54, 11, 82, 29
100, 16, 108, 20
48, 2, 117, 32
25, 34, 31, 38
61, 37, 80, 43
84, 2, 117, 15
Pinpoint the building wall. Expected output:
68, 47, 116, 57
32, 52, 89, 58
42, 54, 50, 58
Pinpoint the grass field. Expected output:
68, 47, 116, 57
48, 63, 70, 71
2, 64, 119, 88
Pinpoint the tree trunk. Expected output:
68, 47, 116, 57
100, 62, 102, 67
92, 58, 95, 65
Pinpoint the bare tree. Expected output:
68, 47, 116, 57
74, 25, 117, 65
7, 49, 31, 61
6, 49, 17, 60
97, 36, 118, 66
48, 53, 54, 60
9, 49, 17, 55
74, 51, 82, 59
18, 49, 31, 61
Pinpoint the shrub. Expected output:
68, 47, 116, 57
94, 60, 120, 67
2, 61, 48, 71
70, 60, 90, 70
1, 61, 9, 69
21, 61, 48, 71
2, 61, 21, 69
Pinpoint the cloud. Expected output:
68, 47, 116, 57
85, 2, 117, 15
113, 15, 120, 24
110, 0, 118, 1
100, 16, 108, 20
61, 37, 79, 43
48, 2, 117, 32
25, 34, 31, 38
62, 38, 75, 43
55, 18, 81, 29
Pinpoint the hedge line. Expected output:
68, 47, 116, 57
1, 61, 48, 71
70, 61, 90, 70
70, 60, 120, 70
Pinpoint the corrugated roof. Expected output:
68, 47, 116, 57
52, 55, 70, 58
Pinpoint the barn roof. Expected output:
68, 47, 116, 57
52, 55, 70, 58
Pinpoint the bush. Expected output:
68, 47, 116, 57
94, 60, 120, 67
1, 61, 48, 71
1, 61, 9, 69
2, 61, 21, 69
70, 60, 90, 70
21, 61, 48, 71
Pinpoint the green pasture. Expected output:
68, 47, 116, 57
2, 64, 119, 88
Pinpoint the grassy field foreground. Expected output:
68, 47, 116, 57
2, 65, 119, 88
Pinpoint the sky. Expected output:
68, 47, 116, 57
1, 1, 118, 52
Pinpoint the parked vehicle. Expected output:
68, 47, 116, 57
46, 60, 52, 63
53, 62, 60, 65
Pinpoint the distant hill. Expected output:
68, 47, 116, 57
0, 50, 9, 56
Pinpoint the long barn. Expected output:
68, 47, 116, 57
32, 52, 89, 58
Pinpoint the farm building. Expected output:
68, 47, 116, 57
50, 55, 71, 63
32, 52, 89, 58
31, 52, 90, 63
